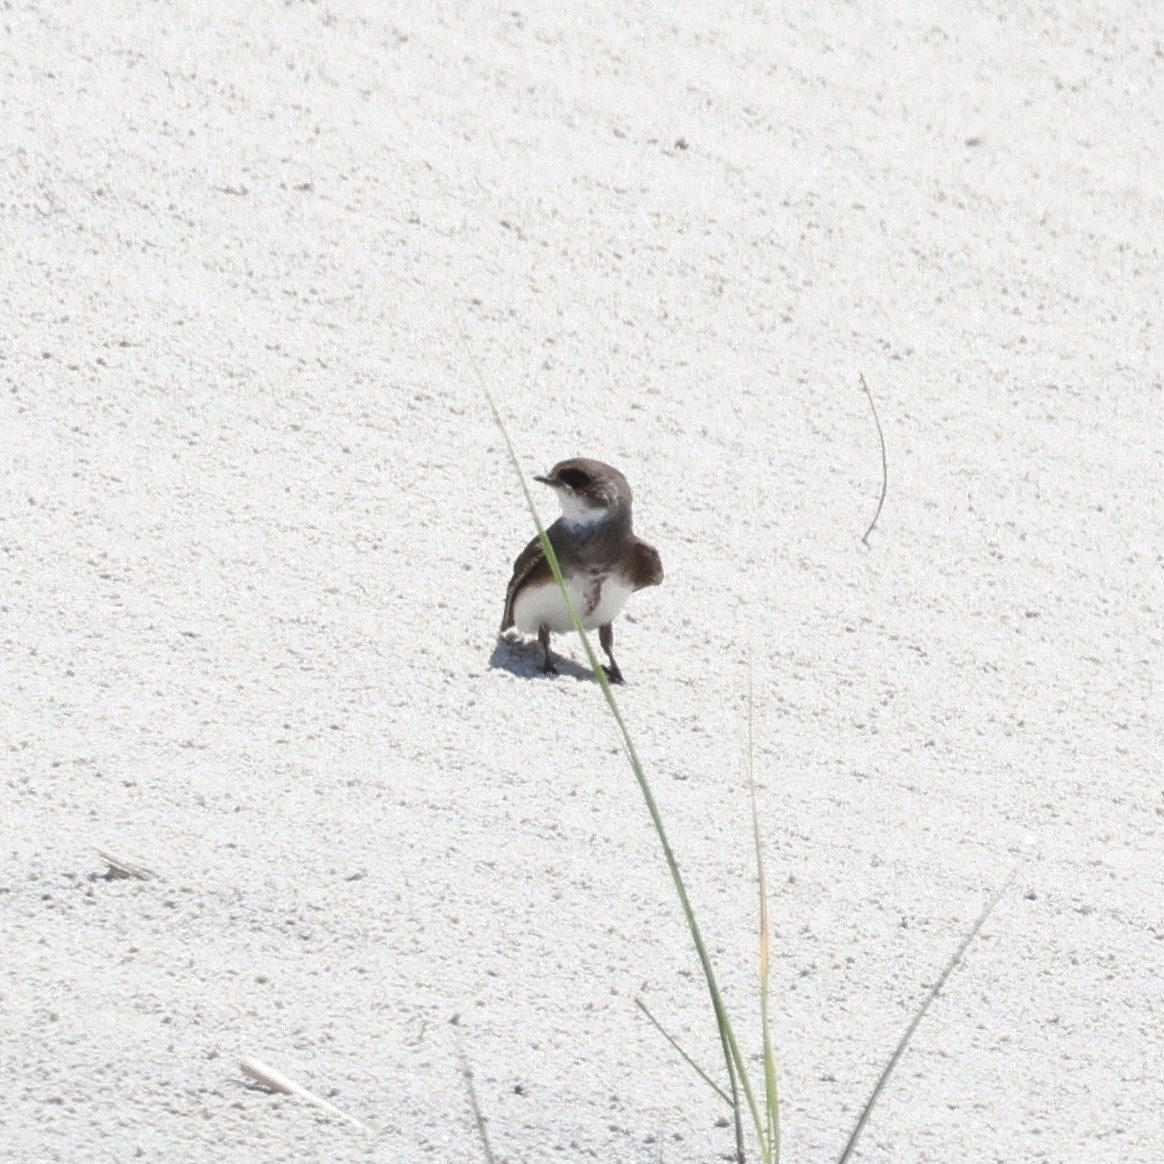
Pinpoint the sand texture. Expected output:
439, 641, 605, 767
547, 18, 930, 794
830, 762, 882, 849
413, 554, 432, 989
3, 2, 1162, 1161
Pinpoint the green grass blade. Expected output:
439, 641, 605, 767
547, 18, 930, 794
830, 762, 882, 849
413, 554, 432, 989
745, 666, 780, 1164
461, 320, 761, 1161
579, 632, 760, 1159
836, 872, 1015, 1164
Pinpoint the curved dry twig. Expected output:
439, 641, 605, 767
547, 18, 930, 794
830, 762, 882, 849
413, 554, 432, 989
859, 373, 888, 546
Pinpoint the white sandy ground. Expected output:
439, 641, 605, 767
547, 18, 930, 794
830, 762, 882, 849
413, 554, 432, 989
1, 1, 1161, 1161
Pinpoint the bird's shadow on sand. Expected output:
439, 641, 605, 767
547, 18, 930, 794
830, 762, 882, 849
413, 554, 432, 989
489, 635, 598, 682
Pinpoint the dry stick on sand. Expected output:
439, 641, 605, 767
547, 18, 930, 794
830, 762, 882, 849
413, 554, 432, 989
239, 1057, 368, 1131
95, 849, 156, 881
860, 372, 888, 546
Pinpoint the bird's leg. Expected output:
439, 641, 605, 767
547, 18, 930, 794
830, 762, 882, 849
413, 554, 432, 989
538, 625, 558, 675
598, 623, 624, 684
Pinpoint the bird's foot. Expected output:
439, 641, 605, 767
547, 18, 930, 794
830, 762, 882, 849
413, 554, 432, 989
600, 663, 624, 685
537, 625, 558, 676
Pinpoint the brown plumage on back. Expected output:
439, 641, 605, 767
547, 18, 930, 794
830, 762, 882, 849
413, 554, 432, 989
499, 458, 663, 683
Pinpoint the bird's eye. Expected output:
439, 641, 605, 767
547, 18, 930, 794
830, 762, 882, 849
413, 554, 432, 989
557, 467, 590, 490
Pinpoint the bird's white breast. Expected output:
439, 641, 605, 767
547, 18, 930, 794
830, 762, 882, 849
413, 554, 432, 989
512, 572, 634, 635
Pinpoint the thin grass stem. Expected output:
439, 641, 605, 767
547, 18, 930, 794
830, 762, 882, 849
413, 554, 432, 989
457, 1043, 496, 1164
635, 998, 733, 1108
837, 871, 1016, 1164
459, 317, 761, 1162
745, 664, 780, 1164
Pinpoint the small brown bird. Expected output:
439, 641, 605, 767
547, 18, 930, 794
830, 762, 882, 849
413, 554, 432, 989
500, 458, 663, 682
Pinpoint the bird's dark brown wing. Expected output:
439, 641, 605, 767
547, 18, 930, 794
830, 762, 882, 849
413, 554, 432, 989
500, 532, 555, 631
630, 538, 664, 590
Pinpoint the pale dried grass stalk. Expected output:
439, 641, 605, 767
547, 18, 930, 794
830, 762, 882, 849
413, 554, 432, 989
239, 1056, 367, 1131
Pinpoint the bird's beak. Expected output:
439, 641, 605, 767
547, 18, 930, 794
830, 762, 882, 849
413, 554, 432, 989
533, 474, 553, 486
